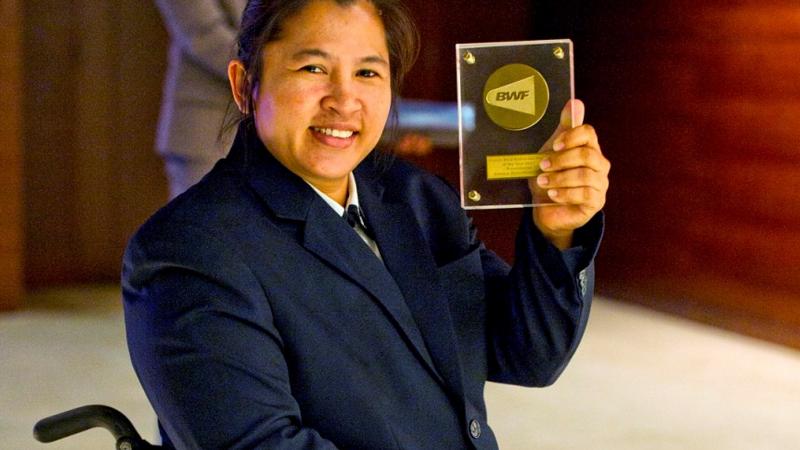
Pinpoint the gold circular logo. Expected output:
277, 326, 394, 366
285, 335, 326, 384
483, 63, 549, 131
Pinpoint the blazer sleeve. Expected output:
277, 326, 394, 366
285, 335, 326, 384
154, 0, 239, 80
122, 223, 339, 449
483, 210, 604, 387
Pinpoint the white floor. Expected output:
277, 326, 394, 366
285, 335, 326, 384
1, 286, 799, 450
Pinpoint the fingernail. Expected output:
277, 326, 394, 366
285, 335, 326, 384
540, 158, 551, 170
537, 175, 549, 187
548, 189, 558, 199
553, 140, 565, 151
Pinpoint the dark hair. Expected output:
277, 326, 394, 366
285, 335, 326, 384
224, 0, 419, 142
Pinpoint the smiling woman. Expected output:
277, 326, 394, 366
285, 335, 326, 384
121, 0, 607, 448
228, 0, 393, 204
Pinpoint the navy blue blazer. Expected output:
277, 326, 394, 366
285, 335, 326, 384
123, 125, 603, 449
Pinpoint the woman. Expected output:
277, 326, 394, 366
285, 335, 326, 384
123, 0, 610, 448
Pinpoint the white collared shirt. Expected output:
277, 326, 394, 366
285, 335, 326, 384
305, 173, 382, 260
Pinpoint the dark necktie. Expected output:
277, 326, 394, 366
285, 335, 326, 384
343, 204, 373, 239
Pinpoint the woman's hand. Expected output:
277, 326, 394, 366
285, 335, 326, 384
529, 99, 610, 250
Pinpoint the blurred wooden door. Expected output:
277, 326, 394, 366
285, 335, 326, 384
22, 0, 169, 287
0, 0, 25, 309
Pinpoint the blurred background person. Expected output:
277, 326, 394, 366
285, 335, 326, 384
154, 0, 247, 199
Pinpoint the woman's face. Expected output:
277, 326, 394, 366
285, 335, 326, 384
252, 0, 391, 199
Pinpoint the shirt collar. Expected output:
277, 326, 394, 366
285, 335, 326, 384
305, 173, 360, 217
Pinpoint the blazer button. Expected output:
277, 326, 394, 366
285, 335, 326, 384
469, 419, 481, 439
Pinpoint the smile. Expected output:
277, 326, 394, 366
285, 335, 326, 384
311, 127, 356, 139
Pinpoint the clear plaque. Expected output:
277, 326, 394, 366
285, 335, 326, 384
457, 39, 575, 209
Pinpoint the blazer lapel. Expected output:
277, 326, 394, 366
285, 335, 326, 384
301, 202, 444, 386
357, 168, 466, 400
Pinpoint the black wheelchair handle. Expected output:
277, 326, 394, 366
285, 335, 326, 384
33, 404, 159, 449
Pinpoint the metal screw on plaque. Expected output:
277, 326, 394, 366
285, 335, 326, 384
553, 46, 564, 60
468, 190, 481, 202
463, 51, 476, 65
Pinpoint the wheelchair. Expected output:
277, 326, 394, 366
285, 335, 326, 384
34, 404, 161, 449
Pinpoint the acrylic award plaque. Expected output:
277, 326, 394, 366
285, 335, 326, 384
457, 39, 574, 209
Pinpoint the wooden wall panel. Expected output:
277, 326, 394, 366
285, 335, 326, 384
73, 1, 118, 280
568, 1, 800, 347
21, 0, 81, 285
0, 0, 25, 309
22, 0, 168, 287
110, 1, 171, 258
